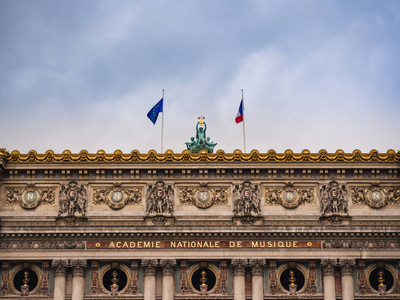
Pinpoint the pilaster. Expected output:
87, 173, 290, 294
232, 259, 247, 300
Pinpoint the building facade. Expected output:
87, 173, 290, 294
0, 148, 399, 300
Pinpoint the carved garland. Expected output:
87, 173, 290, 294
5, 185, 55, 209
265, 183, 314, 209
352, 184, 400, 208
179, 186, 228, 208
92, 185, 142, 210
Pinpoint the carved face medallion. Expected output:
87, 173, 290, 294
24, 191, 38, 203
111, 191, 123, 203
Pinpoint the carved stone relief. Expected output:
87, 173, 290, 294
233, 180, 260, 215
320, 180, 349, 215
179, 184, 228, 208
58, 181, 87, 216
352, 183, 400, 208
265, 182, 314, 208
0, 241, 85, 250
93, 183, 141, 209
6, 184, 55, 209
146, 180, 174, 215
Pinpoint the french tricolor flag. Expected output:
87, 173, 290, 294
235, 99, 244, 123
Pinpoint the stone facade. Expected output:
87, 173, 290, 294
0, 148, 400, 299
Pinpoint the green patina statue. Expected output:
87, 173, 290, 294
185, 116, 217, 154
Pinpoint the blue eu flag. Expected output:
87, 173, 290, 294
147, 98, 163, 124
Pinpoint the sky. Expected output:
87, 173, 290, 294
1, 0, 399, 154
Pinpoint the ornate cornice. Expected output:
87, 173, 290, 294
2, 149, 399, 164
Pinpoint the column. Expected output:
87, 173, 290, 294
143, 259, 158, 300
232, 259, 246, 300
339, 259, 355, 300
70, 260, 87, 300
321, 259, 336, 300
249, 259, 265, 300
51, 260, 69, 300
160, 259, 176, 300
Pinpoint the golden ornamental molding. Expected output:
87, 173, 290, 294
1, 149, 399, 164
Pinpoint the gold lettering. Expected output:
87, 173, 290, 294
197, 241, 203, 248
130, 242, 136, 248
109, 242, 115, 248
267, 241, 272, 247
204, 241, 209, 247
229, 241, 235, 248
123, 242, 129, 248
177, 242, 183, 248
278, 241, 284, 247
191, 241, 196, 248
293, 241, 298, 247
285, 241, 291, 247
144, 242, 151, 248
171, 241, 176, 248
156, 242, 161, 248
215, 241, 220, 248
182, 241, 187, 247
137, 242, 142, 248
252, 241, 259, 247
237, 241, 242, 247
116, 242, 122, 248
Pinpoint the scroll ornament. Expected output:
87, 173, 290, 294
352, 183, 400, 208
93, 184, 141, 209
179, 185, 228, 208
265, 182, 314, 208
6, 184, 55, 209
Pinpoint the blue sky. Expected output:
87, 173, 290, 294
1, 0, 399, 154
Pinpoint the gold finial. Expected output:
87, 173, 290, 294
198, 116, 205, 125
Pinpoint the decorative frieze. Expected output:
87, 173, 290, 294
6, 184, 55, 209
265, 182, 314, 208
0, 241, 85, 250
179, 184, 228, 208
352, 183, 400, 208
92, 183, 142, 209
323, 240, 399, 249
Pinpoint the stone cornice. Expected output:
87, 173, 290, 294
2, 149, 399, 164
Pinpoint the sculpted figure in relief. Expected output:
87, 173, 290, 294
146, 180, 174, 215
320, 180, 348, 215
58, 181, 87, 216
233, 181, 261, 215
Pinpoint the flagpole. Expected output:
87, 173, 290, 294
161, 89, 164, 153
241, 89, 246, 153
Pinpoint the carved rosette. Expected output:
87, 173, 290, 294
179, 185, 228, 208
92, 184, 142, 210
265, 182, 314, 208
6, 185, 55, 209
352, 183, 400, 208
